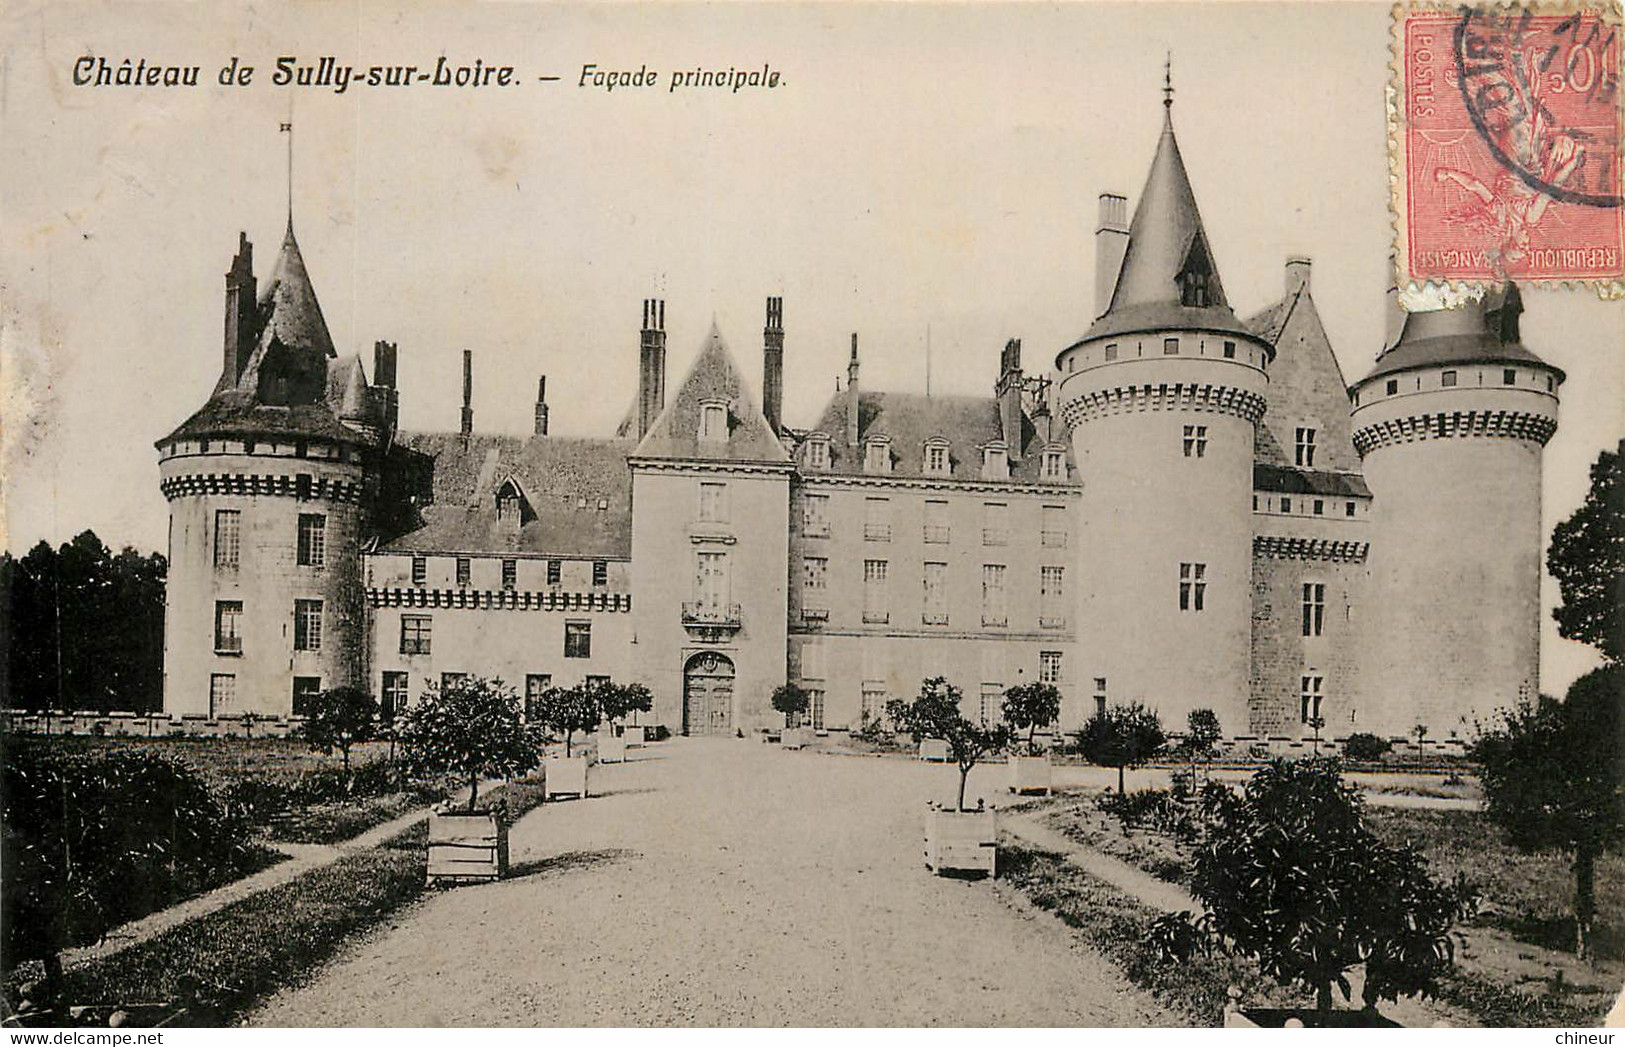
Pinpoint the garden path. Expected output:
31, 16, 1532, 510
249, 739, 1170, 1027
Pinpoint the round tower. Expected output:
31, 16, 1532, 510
1350, 286, 1561, 741
1054, 93, 1271, 733
156, 224, 388, 719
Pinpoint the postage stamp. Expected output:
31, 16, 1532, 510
1392, 2, 1625, 289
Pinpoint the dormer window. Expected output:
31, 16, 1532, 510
804, 436, 830, 470
923, 440, 950, 476
1042, 449, 1065, 480
1178, 236, 1216, 308
864, 439, 891, 474
495, 478, 529, 525
699, 401, 728, 442
981, 442, 1009, 480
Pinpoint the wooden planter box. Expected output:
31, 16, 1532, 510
426, 809, 510, 886
598, 729, 627, 764
919, 738, 951, 762
1008, 754, 1052, 795
781, 727, 808, 750
623, 724, 647, 748
545, 754, 589, 799
924, 806, 997, 877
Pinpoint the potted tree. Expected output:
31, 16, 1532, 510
1076, 701, 1166, 796
299, 685, 377, 791
1180, 708, 1223, 787
771, 682, 812, 750
536, 683, 598, 799
1001, 681, 1062, 795
395, 675, 542, 885
595, 679, 653, 762
887, 677, 1012, 877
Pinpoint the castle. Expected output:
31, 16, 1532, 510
155, 95, 1564, 747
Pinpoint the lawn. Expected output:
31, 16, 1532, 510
3, 734, 395, 793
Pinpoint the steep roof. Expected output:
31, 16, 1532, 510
255, 221, 336, 360
1083, 107, 1254, 342
1244, 279, 1364, 476
803, 389, 1074, 485
1355, 284, 1563, 386
631, 323, 790, 463
379, 432, 634, 558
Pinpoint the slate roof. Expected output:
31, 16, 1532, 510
1253, 462, 1372, 499
255, 221, 337, 360
1357, 284, 1563, 386
631, 323, 790, 464
379, 432, 634, 558
802, 389, 1075, 485
1244, 282, 1365, 476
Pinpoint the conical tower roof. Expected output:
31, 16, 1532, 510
1085, 100, 1253, 341
1356, 284, 1565, 386
256, 220, 336, 359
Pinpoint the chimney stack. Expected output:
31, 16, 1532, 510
460, 349, 474, 440
534, 375, 550, 436
1285, 256, 1312, 299
1095, 193, 1129, 319
996, 338, 1024, 460
845, 333, 861, 447
763, 297, 784, 437
222, 232, 256, 388
638, 299, 667, 440
373, 340, 400, 436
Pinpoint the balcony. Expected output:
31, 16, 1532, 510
1040, 615, 1069, 630
682, 601, 742, 641
922, 525, 951, 544
922, 613, 949, 626
862, 609, 890, 625
801, 606, 830, 623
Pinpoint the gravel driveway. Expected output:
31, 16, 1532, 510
249, 739, 1168, 1027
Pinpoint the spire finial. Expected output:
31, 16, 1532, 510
280, 98, 294, 229
1162, 51, 1174, 115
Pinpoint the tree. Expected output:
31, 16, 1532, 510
1000, 681, 1062, 756
1547, 444, 1625, 662
1153, 758, 1477, 1012
1180, 708, 1223, 783
1076, 701, 1166, 796
300, 686, 377, 780
535, 683, 601, 756
395, 676, 542, 811
887, 677, 1012, 812
770, 682, 811, 728
596, 680, 654, 728
1472, 666, 1624, 960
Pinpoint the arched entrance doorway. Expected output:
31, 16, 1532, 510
683, 651, 735, 736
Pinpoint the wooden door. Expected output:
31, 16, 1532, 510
683, 653, 735, 736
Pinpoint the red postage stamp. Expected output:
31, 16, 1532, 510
1394, 4, 1624, 287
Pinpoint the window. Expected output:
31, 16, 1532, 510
400, 615, 432, 655
1182, 424, 1208, 458
1295, 428, 1317, 468
1093, 677, 1108, 718
806, 689, 825, 730
209, 673, 236, 718
1179, 562, 1206, 612
441, 672, 468, 691
1386, 379, 1398, 395
214, 509, 240, 568
1104, 344, 1119, 362
802, 493, 830, 537
292, 676, 321, 716
923, 499, 950, 544
1346, 501, 1356, 517
982, 564, 1008, 626
381, 672, 409, 722
497, 489, 521, 523
547, 559, 562, 586
803, 556, 828, 593
700, 402, 728, 441
296, 513, 326, 567
864, 440, 890, 474
860, 682, 889, 727
1313, 499, 1324, 516
694, 551, 730, 609
982, 502, 1009, 546
981, 445, 1008, 480
1043, 450, 1065, 480
1441, 370, 1458, 388
214, 600, 243, 653
586, 674, 611, 691
863, 560, 889, 624
805, 438, 829, 470
564, 621, 592, 659
456, 557, 471, 586
979, 683, 1002, 726
801, 640, 827, 681
1040, 651, 1063, 685
1300, 675, 1324, 724
502, 558, 517, 590
924, 442, 949, 476
592, 561, 608, 587
1503, 368, 1517, 386
524, 673, 552, 720
698, 482, 727, 522
1280, 497, 1292, 513
922, 562, 948, 625
1041, 505, 1068, 548
864, 497, 891, 541
1040, 566, 1066, 627
411, 556, 427, 586
1223, 341, 1236, 359
1302, 582, 1326, 637
293, 599, 323, 651
1163, 337, 1180, 355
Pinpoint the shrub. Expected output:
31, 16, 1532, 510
395, 676, 543, 811
1076, 702, 1167, 796
1342, 732, 1390, 762
887, 677, 1012, 811
298, 686, 377, 778
770, 683, 811, 728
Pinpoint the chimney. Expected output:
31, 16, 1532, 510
1285, 256, 1312, 299
1095, 193, 1129, 319
373, 340, 400, 436
534, 375, 550, 436
222, 232, 256, 387
763, 297, 784, 436
846, 333, 861, 447
1031, 381, 1053, 445
638, 299, 667, 440
996, 338, 1024, 460
460, 350, 473, 441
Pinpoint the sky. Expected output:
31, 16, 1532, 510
3, 1, 1621, 691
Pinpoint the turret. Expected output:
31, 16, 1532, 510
1350, 285, 1562, 738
